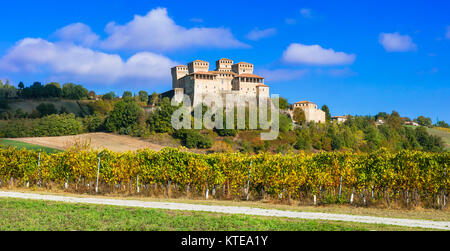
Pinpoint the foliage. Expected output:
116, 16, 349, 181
279, 113, 293, 132
36, 103, 57, 117
278, 97, 290, 110
436, 120, 449, 128
62, 83, 89, 100
0, 113, 85, 138
122, 91, 132, 98
138, 90, 149, 104
105, 99, 143, 133
146, 97, 179, 133
322, 105, 331, 122
102, 92, 116, 100
83, 113, 106, 132
174, 129, 213, 149
293, 108, 306, 125
415, 116, 432, 127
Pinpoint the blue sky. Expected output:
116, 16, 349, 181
0, 0, 449, 122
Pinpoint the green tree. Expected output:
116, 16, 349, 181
44, 83, 62, 97
146, 97, 179, 133
321, 105, 331, 122
436, 120, 449, 128
122, 91, 132, 99
105, 99, 143, 133
278, 97, 290, 110
62, 83, 88, 100
138, 90, 149, 104
102, 92, 116, 100
415, 116, 432, 127
293, 108, 306, 125
279, 113, 293, 132
150, 92, 160, 106
36, 103, 57, 117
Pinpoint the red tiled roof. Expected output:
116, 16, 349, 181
294, 101, 313, 104
237, 73, 264, 79
191, 60, 208, 63
236, 62, 253, 65
193, 71, 216, 75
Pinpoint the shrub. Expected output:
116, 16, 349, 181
106, 99, 143, 133
174, 129, 213, 149
36, 103, 57, 117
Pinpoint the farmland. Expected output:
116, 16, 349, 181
3, 133, 166, 152
0, 139, 60, 153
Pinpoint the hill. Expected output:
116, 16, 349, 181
427, 127, 450, 151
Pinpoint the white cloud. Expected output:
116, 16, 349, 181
100, 8, 247, 51
300, 8, 312, 18
246, 28, 277, 41
257, 69, 309, 82
0, 38, 177, 85
378, 32, 417, 52
53, 23, 100, 47
282, 43, 356, 65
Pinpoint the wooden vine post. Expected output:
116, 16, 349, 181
246, 161, 252, 201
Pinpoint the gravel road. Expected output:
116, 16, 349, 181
1, 191, 449, 230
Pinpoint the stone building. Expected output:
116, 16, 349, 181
292, 101, 326, 123
171, 59, 269, 106
332, 115, 348, 123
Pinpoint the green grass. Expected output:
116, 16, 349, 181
0, 198, 426, 231
0, 139, 61, 153
427, 127, 450, 151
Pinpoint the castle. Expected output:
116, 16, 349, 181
171, 59, 269, 106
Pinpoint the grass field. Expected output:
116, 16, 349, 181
0, 138, 61, 153
0, 197, 427, 231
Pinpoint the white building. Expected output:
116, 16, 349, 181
332, 116, 348, 123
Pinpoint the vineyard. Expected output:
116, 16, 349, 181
0, 147, 448, 209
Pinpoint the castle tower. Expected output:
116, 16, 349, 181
171, 65, 188, 89
215, 58, 233, 72
232, 62, 254, 74
188, 60, 209, 74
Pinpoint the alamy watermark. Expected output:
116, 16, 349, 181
171, 93, 279, 140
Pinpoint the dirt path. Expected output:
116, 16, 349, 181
8, 133, 165, 152
1, 191, 449, 230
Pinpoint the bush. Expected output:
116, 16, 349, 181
83, 114, 105, 132
106, 99, 143, 133
174, 129, 213, 149
36, 103, 57, 117
216, 129, 238, 137
0, 114, 85, 138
